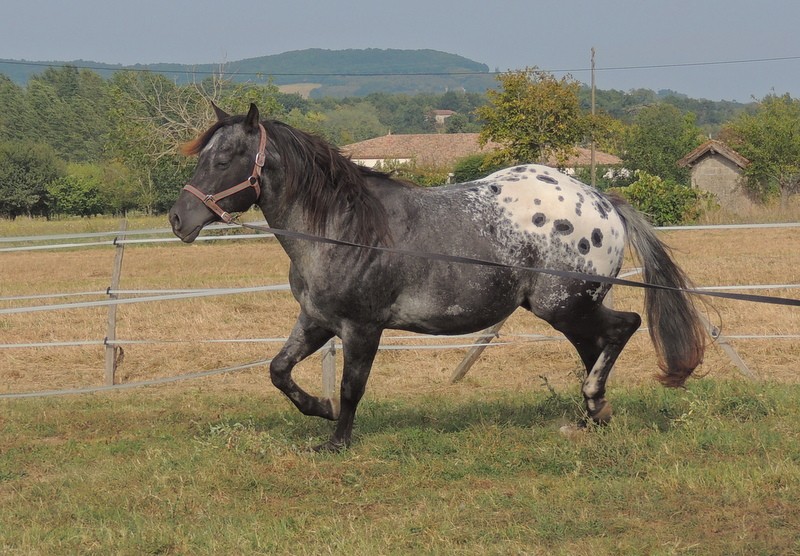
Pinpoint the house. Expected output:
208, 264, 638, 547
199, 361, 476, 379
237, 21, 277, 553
430, 109, 457, 125
678, 140, 753, 212
342, 133, 621, 171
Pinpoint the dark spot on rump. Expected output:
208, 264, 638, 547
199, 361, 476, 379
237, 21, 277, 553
536, 174, 559, 185
490, 184, 501, 194
503, 196, 513, 203
534, 198, 541, 205
513, 166, 526, 173
591, 228, 604, 247
575, 203, 582, 216
594, 200, 608, 219
553, 219, 574, 235
533, 213, 547, 227
578, 237, 590, 254
558, 195, 564, 202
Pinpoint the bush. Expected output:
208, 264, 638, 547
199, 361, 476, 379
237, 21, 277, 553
452, 153, 506, 183
611, 171, 707, 226
47, 173, 108, 216
374, 159, 451, 187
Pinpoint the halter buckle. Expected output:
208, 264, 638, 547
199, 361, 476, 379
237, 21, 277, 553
255, 151, 266, 167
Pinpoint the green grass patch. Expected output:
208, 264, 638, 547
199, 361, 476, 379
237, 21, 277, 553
1, 380, 800, 554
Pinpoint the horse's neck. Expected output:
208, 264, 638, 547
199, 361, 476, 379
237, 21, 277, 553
257, 197, 314, 260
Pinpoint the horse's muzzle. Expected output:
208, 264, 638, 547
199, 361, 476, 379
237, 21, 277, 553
168, 208, 202, 243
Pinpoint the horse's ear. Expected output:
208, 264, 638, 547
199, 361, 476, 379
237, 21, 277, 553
211, 101, 229, 121
245, 103, 260, 130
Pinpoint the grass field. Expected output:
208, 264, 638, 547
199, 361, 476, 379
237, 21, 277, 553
1, 210, 799, 554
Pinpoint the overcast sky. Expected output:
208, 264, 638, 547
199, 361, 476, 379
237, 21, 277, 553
2, 0, 799, 102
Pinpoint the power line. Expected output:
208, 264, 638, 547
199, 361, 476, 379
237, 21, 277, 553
2, 54, 800, 79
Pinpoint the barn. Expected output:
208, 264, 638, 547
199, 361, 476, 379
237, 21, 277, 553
678, 139, 754, 212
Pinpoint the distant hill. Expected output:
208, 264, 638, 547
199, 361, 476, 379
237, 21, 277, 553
0, 48, 497, 97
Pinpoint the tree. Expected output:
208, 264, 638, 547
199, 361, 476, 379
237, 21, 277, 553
25, 66, 111, 162
0, 141, 65, 217
0, 75, 31, 143
623, 103, 703, 184
476, 67, 590, 166
317, 102, 387, 145
723, 93, 800, 207
106, 71, 213, 213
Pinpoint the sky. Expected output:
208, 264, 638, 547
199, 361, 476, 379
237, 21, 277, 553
2, 0, 799, 102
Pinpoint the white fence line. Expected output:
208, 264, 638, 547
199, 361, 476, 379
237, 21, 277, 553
2, 330, 799, 352
3, 282, 799, 316
0, 358, 273, 399
0, 284, 292, 315
2, 221, 798, 254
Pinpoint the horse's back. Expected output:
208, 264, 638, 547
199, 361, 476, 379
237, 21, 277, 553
370, 165, 628, 331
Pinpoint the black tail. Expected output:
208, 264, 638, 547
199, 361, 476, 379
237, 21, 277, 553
610, 195, 706, 387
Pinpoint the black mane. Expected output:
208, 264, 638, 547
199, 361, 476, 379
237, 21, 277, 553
186, 117, 392, 246
263, 120, 392, 246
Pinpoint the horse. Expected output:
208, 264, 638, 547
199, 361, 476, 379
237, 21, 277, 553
169, 103, 706, 451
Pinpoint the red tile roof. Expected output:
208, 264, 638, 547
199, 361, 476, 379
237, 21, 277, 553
341, 133, 500, 167
678, 140, 750, 169
341, 133, 621, 168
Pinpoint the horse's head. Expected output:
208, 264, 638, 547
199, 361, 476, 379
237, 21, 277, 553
169, 103, 267, 243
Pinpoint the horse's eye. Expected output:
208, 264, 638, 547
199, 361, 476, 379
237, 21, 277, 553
215, 160, 231, 169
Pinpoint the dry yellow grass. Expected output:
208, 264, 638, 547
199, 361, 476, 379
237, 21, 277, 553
0, 220, 798, 398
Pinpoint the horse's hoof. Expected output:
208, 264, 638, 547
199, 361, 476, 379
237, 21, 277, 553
312, 439, 347, 453
588, 399, 613, 425
559, 423, 587, 439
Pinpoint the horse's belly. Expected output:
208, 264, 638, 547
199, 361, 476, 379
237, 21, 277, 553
387, 270, 523, 335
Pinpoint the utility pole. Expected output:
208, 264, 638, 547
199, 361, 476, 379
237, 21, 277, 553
590, 47, 597, 188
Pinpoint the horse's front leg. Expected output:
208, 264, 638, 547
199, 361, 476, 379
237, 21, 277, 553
315, 325, 382, 452
270, 312, 339, 420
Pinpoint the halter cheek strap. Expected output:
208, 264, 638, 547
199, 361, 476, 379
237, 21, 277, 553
183, 123, 267, 224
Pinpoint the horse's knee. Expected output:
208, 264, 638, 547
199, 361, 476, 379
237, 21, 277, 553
269, 355, 292, 389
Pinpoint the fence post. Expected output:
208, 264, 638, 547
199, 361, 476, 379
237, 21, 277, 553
449, 317, 509, 383
104, 219, 127, 385
321, 338, 336, 398
699, 315, 758, 381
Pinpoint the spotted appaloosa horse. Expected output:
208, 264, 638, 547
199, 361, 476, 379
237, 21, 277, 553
169, 103, 706, 451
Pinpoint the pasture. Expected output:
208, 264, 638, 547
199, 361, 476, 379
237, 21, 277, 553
1, 213, 799, 554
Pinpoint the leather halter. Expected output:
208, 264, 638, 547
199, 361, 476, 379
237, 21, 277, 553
182, 123, 267, 224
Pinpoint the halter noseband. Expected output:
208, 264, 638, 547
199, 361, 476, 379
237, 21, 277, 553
182, 123, 268, 224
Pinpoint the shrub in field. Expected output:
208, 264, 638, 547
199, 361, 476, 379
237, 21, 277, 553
47, 173, 108, 217
612, 171, 708, 226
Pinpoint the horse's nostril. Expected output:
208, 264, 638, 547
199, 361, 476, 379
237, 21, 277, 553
169, 211, 181, 229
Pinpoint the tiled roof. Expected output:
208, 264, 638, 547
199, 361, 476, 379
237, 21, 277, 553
678, 140, 750, 169
341, 133, 501, 167
341, 133, 621, 168
549, 147, 622, 167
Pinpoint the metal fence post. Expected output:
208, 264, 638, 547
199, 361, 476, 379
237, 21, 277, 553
104, 219, 127, 385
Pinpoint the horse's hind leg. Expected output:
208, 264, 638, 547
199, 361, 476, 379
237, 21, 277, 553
551, 303, 641, 425
270, 312, 338, 420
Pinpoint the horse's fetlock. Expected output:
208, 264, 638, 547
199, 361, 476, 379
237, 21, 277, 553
587, 398, 613, 425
